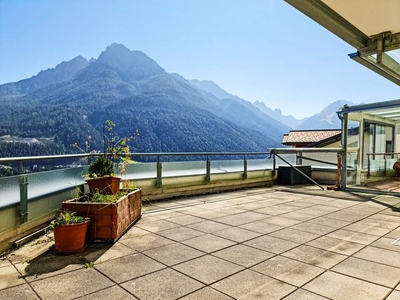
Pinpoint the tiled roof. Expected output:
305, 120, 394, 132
282, 130, 341, 144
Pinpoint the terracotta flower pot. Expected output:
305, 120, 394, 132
53, 220, 89, 255
86, 176, 121, 195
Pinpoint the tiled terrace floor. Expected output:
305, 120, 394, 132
2, 186, 400, 299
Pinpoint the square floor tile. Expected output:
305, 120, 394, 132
30, 268, 114, 299
282, 288, 329, 299
14, 251, 85, 282
187, 220, 232, 233
92, 242, 135, 263
282, 245, 347, 269
0, 264, 26, 289
122, 268, 204, 300
323, 210, 373, 223
135, 219, 180, 233
354, 246, 400, 268
252, 256, 324, 287
143, 243, 204, 266
156, 226, 205, 241
182, 234, 236, 253
191, 210, 229, 220
214, 212, 267, 226
255, 206, 295, 216
150, 211, 185, 220
387, 291, 400, 300
78, 285, 136, 299
167, 214, 205, 226
269, 228, 320, 244
370, 237, 400, 252
343, 222, 392, 237
279, 212, 316, 221
326, 229, 379, 245
306, 236, 364, 256
261, 216, 302, 227
308, 217, 351, 228
244, 235, 299, 254
239, 220, 283, 234
119, 233, 174, 252
211, 269, 295, 300
212, 227, 262, 242
173, 255, 243, 285
332, 257, 400, 288
291, 222, 337, 235
212, 244, 274, 267
0, 283, 39, 299
95, 253, 164, 283
303, 271, 390, 300
180, 287, 234, 300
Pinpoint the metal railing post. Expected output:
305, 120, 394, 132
156, 155, 162, 188
367, 155, 371, 179
243, 154, 247, 179
384, 156, 387, 177
297, 151, 302, 165
20, 175, 28, 224
272, 152, 276, 177
206, 155, 211, 183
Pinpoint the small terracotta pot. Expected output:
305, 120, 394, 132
53, 220, 89, 255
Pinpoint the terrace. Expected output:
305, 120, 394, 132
2, 185, 400, 299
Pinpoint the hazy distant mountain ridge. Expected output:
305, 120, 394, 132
76, 43, 166, 82
295, 99, 353, 129
0, 56, 89, 97
253, 100, 304, 129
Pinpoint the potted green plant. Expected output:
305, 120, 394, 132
86, 120, 138, 195
50, 210, 90, 255
65, 120, 142, 243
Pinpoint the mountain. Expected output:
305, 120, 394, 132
0, 44, 284, 157
252, 100, 304, 129
187, 79, 291, 141
295, 100, 354, 130
0, 56, 89, 99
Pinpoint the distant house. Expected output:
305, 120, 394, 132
282, 129, 341, 148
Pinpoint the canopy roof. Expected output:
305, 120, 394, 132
285, 0, 400, 85
338, 99, 400, 121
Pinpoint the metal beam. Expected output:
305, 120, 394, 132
349, 53, 400, 86
358, 32, 400, 57
284, 0, 368, 49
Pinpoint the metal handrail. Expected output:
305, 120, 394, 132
0, 151, 271, 164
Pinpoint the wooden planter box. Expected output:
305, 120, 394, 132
86, 176, 121, 195
62, 189, 141, 243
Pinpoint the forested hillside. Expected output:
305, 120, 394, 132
0, 44, 289, 158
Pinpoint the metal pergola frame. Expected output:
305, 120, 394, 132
285, 0, 400, 86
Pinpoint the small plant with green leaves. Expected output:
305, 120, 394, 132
50, 210, 89, 229
88, 190, 126, 203
87, 120, 139, 179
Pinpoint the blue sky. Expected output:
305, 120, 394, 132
0, 0, 398, 119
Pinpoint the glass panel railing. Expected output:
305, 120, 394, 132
121, 162, 157, 180
163, 161, 206, 177
248, 159, 272, 171
300, 152, 337, 168
275, 154, 297, 166
27, 167, 87, 200
0, 175, 21, 208
211, 160, 243, 174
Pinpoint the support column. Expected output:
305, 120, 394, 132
341, 113, 348, 190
